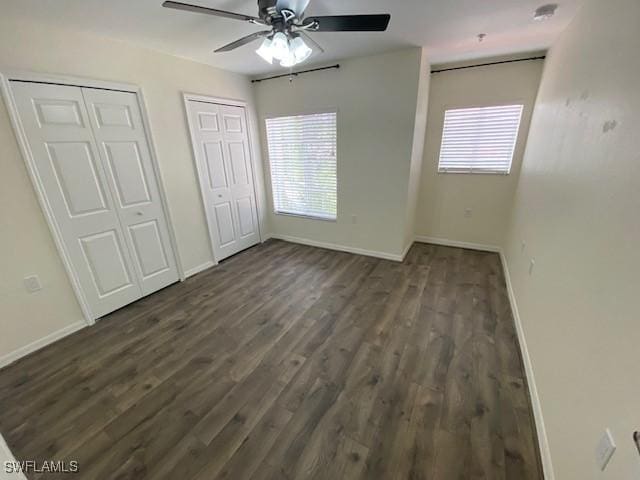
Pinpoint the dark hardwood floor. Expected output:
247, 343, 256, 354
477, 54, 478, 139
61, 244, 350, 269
0, 240, 542, 479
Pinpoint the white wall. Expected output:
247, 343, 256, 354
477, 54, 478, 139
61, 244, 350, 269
403, 49, 431, 252
503, 0, 640, 478
0, 15, 265, 362
254, 48, 425, 258
415, 57, 543, 248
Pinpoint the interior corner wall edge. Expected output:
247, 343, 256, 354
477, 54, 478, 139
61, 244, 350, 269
0, 14, 266, 360
253, 48, 425, 258
404, 48, 431, 251
503, 0, 640, 477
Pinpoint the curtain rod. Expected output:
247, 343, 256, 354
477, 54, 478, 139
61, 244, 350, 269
431, 56, 546, 74
251, 64, 340, 83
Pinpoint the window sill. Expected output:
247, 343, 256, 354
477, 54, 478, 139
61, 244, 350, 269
438, 169, 510, 176
274, 211, 337, 223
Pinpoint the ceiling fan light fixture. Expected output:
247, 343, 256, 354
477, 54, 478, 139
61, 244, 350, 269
270, 32, 290, 61
256, 37, 274, 64
280, 51, 297, 68
290, 35, 313, 63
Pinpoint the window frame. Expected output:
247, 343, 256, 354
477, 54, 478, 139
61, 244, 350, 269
264, 108, 338, 222
436, 102, 525, 176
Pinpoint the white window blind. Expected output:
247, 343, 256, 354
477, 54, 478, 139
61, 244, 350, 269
265, 112, 337, 220
438, 104, 524, 174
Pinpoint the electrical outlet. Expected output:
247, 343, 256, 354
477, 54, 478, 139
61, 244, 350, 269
528, 259, 535, 275
351, 214, 358, 224
595, 429, 616, 471
464, 208, 472, 218
24, 275, 42, 293
521, 241, 526, 253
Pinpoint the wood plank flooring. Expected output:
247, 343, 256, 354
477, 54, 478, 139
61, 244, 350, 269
0, 240, 542, 479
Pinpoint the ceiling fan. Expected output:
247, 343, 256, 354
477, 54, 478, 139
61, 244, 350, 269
162, 0, 391, 68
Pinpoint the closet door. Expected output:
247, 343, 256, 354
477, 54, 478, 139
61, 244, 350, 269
10, 82, 142, 318
82, 89, 179, 295
186, 100, 260, 261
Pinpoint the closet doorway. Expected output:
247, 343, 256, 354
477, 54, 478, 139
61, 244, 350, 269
184, 95, 261, 262
4, 74, 181, 322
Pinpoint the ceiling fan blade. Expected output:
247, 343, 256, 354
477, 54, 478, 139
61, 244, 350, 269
215, 31, 271, 52
299, 31, 324, 53
303, 14, 391, 32
162, 1, 266, 24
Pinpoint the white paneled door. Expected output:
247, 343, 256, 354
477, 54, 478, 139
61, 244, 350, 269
186, 100, 260, 261
11, 81, 178, 319
83, 89, 178, 295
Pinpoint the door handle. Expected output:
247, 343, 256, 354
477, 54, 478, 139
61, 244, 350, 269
135, 211, 144, 216
217, 194, 223, 198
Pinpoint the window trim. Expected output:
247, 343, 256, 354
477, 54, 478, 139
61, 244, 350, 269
436, 102, 525, 176
273, 211, 337, 223
263, 106, 339, 120
264, 109, 338, 222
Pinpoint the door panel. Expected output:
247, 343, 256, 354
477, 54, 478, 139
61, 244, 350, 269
222, 113, 242, 133
34, 99, 84, 126
128, 220, 170, 278
236, 197, 256, 238
198, 112, 220, 131
204, 141, 228, 189
103, 142, 151, 207
187, 100, 260, 261
214, 203, 236, 246
228, 142, 250, 186
45, 142, 109, 216
92, 103, 133, 128
83, 88, 178, 295
79, 230, 135, 297
11, 82, 141, 318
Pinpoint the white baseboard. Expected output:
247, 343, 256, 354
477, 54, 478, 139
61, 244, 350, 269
0, 320, 86, 370
400, 241, 413, 262
267, 234, 404, 262
414, 235, 501, 253
412, 234, 553, 478
184, 260, 216, 278
500, 250, 554, 480
267, 233, 498, 261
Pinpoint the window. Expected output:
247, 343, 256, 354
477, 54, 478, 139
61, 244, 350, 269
438, 104, 524, 174
265, 111, 337, 220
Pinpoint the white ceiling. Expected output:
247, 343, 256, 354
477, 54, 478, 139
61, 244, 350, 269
3, 0, 583, 75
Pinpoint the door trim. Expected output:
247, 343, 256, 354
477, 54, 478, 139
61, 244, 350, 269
0, 70, 185, 324
182, 92, 263, 264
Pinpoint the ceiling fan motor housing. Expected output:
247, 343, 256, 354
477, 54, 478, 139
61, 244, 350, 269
258, 0, 279, 24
